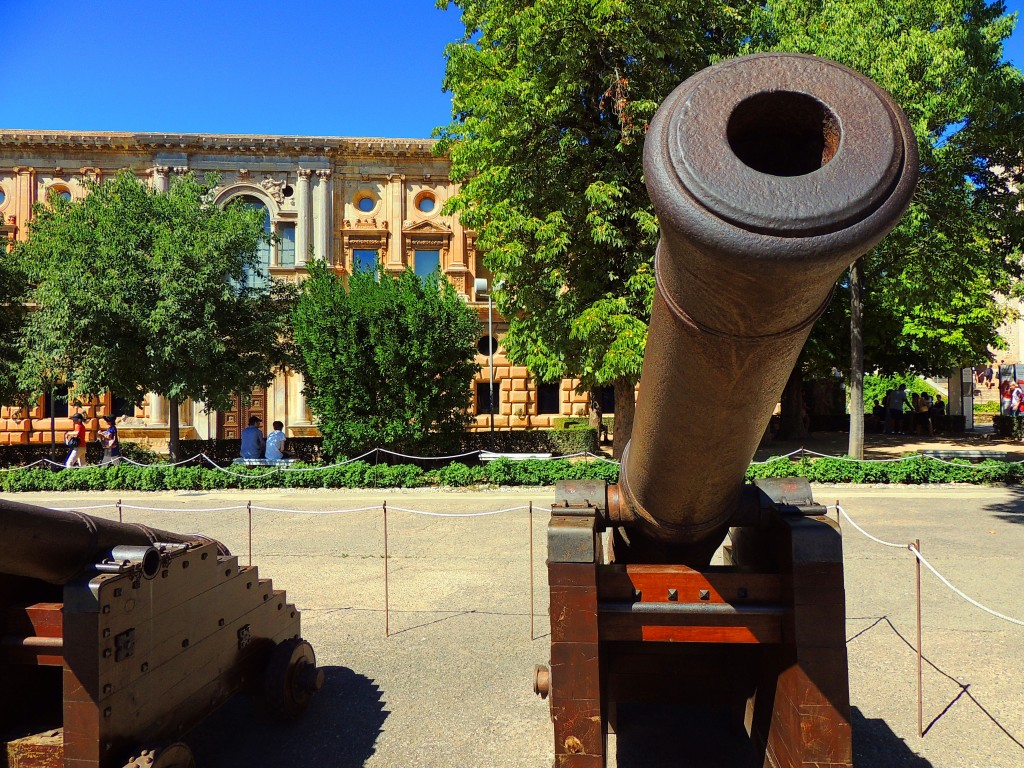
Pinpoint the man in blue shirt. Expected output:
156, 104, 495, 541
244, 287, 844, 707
240, 415, 265, 459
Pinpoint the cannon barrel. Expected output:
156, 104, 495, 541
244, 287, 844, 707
0, 498, 224, 584
620, 53, 918, 562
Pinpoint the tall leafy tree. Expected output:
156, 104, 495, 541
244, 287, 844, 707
292, 261, 480, 458
436, 0, 754, 456
746, 0, 1024, 455
14, 170, 297, 460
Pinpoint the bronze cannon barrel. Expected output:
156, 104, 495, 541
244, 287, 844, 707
0, 498, 225, 584
619, 53, 918, 562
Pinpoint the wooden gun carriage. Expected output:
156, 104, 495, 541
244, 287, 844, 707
1, 500, 321, 768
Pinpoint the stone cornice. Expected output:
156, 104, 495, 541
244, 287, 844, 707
0, 130, 443, 160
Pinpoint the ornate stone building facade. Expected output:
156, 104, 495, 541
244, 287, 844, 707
0, 130, 591, 448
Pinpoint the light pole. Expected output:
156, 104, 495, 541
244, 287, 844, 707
474, 278, 502, 433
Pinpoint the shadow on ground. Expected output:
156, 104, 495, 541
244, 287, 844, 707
187, 666, 386, 767
611, 703, 933, 767
982, 485, 1024, 525
853, 707, 933, 767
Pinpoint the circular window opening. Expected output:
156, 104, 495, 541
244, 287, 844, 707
0, 189, 6, 207
282, 184, 294, 198
416, 194, 436, 213
55, 189, 72, 201
477, 336, 498, 356
356, 195, 375, 213
726, 91, 839, 177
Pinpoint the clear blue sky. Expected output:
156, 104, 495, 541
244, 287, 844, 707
2, 0, 1023, 139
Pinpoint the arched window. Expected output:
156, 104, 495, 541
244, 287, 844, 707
237, 195, 271, 289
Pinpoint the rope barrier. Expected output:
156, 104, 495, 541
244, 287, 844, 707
908, 543, 1024, 627
834, 505, 1024, 627
9, 442, 1023, 473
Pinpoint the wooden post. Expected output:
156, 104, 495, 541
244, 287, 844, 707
384, 501, 390, 638
916, 538, 923, 737
247, 500, 253, 566
529, 500, 534, 641
117, 498, 122, 523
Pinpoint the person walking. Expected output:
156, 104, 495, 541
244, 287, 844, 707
98, 415, 121, 466
64, 412, 87, 467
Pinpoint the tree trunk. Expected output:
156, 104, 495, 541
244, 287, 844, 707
168, 396, 180, 463
775, 367, 809, 441
612, 377, 636, 459
848, 259, 865, 460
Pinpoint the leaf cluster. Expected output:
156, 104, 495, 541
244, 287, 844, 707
748, 0, 1024, 375
292, 261, 480, 458
12, 171, 296, 409
436, 0, 753, 388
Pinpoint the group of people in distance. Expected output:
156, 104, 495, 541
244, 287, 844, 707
239, 415, 290, 461
63, 413, 121, 468
871, 383, 946, 436
999, 377, 1024, 416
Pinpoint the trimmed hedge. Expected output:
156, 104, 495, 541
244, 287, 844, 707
992, 415, 1024, 439
0, 451, 1019, 492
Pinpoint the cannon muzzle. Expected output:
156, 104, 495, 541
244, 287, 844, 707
620, 53, 918, 562
0, 498, 225, 584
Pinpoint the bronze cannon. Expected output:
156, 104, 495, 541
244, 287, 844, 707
1, 499, 321, 768
536, 53, 917, 767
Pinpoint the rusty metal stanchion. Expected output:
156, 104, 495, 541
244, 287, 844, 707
383, 500, 390, 638
247, 500, 253, 567
529, 500, 534, 641
117, 498, 122, 523
916, 537, 923, 737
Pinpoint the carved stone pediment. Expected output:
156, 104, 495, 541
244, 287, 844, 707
402, 219, 452, 236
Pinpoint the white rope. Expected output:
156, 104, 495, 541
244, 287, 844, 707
833, 504, 907, 548
376, 448, 482, 461
909, 544, 1024, 627
50, 504, 121, 511
803, 449, 918, 464
749, 448, 804, 464
385, 504, 531, 518
121, 504, 248, 513
249, 504, 382, 515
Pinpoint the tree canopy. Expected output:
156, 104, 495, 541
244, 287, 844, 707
436, 0, 752, 454
291, 261, 480, 458
14, 170, 296, 458
750, 0, 1024, 377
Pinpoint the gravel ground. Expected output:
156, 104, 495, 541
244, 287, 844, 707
12, 483, 1024, 768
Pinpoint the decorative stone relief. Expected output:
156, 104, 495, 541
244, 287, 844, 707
260, 177, 286, 204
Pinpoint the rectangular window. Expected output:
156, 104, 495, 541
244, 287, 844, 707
476, 381, 499, 415
537, 383, 561, 415
278, 223, 296, 267
353, 249, 378, 272
599, 386, 615, 414
414, 249, 440, 282
42, 384, 70, 418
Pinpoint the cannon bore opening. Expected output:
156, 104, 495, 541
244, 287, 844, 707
726, 91, 839, 177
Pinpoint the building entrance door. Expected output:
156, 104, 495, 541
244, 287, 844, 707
217, 386, 268, 439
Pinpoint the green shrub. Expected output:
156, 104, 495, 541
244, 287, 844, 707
993, 415, 1024, 438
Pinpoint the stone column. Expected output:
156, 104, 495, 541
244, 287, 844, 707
149, 393, 167, 425
293, 371, 310, 425
152, 166, 170, 192
314, 169, 332, 263
388, 173, 404, 266
296, 169, 312, 265
13, 167, 35, 241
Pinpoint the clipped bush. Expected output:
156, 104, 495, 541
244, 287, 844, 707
992, 415, 1024, 439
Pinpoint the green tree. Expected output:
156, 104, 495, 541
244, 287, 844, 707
292, 261, 480, 458
0, 244, 29, 407
746, 0, 1024, 454
435, 0, 753, 456
14, 171, 297, 460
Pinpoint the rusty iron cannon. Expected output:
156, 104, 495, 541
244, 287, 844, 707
535, 53, 917, 767
1, 499, 322, 768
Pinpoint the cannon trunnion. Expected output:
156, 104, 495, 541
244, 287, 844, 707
1, 500, 322, 768
538, 53, 918, 767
